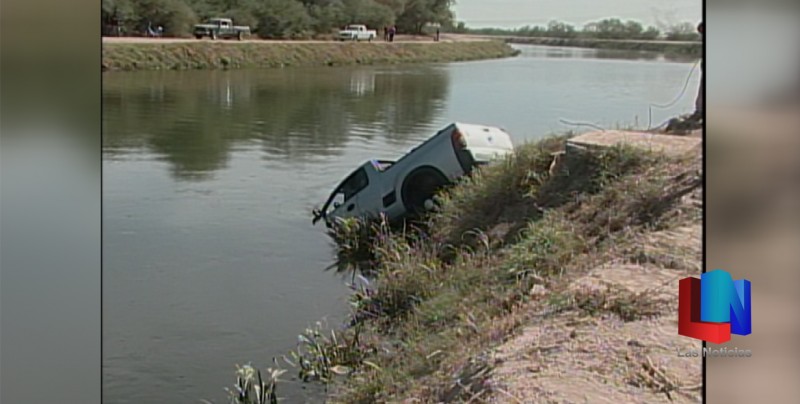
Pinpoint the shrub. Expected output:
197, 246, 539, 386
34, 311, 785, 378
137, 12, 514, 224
256, 0, 314, 39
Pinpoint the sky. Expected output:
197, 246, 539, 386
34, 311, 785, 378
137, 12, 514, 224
452, 0, 702, 29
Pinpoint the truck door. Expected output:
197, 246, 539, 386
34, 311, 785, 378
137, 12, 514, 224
356, 161, 391, 217
327, 166, 369, 220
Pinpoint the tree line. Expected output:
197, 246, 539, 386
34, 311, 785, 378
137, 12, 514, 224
101, 0, 454, 38
449, 18, 701, 41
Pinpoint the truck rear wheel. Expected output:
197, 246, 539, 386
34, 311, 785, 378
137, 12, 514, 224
401, 168, 449, 216
195, 35, 202, 39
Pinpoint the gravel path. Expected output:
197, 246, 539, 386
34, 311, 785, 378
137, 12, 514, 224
102, 34, 488, 45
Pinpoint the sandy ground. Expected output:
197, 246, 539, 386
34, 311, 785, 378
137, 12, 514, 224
488, 224, 703, 404
101, 34, 487, 45
484, 132, 704, 403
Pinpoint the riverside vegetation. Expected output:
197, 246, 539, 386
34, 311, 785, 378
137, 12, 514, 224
452, 18, 702, 58
451, 18, 701, 42
101, 40, 517, 71
225, 132, 702, 403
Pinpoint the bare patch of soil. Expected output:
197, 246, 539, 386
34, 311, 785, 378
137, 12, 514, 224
487, 225, 702, 404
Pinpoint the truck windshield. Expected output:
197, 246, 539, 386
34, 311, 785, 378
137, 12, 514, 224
320, 167, 369, 215
347, 25, 361, 30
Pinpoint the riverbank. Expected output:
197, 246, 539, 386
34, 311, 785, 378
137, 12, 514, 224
101, 39, 517, 72
234, 130, 703, 402
453, 34, 701, 58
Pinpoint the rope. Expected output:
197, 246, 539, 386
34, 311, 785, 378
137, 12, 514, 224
558, 118, 606, 132
559, 58, 701, 133
647, 59, 701, 130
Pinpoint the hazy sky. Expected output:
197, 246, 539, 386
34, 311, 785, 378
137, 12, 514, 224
452, 0, 702, 28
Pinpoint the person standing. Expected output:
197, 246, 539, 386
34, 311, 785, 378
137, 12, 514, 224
692, 22, 704, 121
388, 25, 396, 42
435, 27, 440, 42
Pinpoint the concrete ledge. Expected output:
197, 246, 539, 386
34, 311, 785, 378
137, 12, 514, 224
566, 130, 702, 158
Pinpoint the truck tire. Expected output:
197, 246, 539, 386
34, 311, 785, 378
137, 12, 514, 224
237, 32, 243, 41
195, 35, 202, 39
401, 167, 450, 216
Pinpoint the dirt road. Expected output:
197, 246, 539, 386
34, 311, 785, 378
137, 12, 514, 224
102, 34, 487, 45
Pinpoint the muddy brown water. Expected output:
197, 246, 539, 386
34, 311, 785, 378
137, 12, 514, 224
102, 45, 699, 403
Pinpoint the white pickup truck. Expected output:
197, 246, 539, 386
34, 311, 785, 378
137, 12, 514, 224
338, 24, 377, 41
312, 123, 515, 227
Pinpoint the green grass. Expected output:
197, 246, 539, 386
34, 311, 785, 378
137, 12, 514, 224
233, 133, 702, 403
102, 41, 518, 72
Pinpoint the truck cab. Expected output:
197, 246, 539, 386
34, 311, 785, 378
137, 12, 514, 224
313, 160, 395, 225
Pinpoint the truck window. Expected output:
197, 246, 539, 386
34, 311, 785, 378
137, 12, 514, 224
341, 167, 369, 200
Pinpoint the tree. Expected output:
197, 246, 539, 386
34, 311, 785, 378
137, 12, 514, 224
593, 18, 626, 39
101, 0, 461, 37
374, 0, 406, 15
665, 22, 700, 41
640, 26, 661, 40
256, 0, 314, 38
396, 0, 453, 34
342, 0, 394, 30
135, 0, 197, 36
623, 20, 643, 38
307, 0, 349, 34
546, 20, 576, 38
102, 0, 137, 35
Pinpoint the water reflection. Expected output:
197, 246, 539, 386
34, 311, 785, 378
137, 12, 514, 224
103, 67, 449, 181
514, 45, 698, 63
349, 70, 376, 96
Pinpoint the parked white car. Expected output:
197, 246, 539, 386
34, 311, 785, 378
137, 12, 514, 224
312, 123, 515, 227
338, 24, 377, 41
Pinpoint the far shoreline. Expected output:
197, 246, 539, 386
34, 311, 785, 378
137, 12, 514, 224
470, 34, 701, 58
101, 37, 519, 72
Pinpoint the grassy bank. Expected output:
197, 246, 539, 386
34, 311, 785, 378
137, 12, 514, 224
102, 40, 517, 72
228, 133, 702, 403
503, 36, 701, 58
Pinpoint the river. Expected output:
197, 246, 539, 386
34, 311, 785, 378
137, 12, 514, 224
102, 44, 699, 403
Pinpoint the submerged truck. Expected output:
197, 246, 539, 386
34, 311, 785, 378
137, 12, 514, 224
312, 123, 515, 227
193, 18, 251, 40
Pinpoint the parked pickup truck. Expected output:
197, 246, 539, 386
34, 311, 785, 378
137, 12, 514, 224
338, 24, 377, 41
312, 123, 515, 227
193, 18, 251, 40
